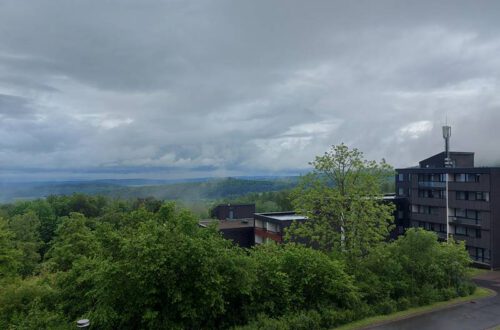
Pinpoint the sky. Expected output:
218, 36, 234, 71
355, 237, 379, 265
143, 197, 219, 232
1, 0, 500, 181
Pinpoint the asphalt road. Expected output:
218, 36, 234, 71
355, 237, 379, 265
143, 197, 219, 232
368, 271, 500, 330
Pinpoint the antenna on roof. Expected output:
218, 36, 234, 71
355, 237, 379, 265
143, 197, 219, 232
442, 124, 452, 167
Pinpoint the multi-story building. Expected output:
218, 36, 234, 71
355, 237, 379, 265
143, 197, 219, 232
199, 218, 255, 248
396, 127, 500, 269
210, 203, 256, 220
254, 212, 307, 244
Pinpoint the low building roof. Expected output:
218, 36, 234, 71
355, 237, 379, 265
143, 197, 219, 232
254, 212, 307, 222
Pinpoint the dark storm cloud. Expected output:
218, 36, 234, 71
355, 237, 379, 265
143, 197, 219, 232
1, 0, 500, 180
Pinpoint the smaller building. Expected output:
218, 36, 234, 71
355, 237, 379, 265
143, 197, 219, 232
254, 212, 307, 244
211, 203, 256, 220
199, 219, 255, 248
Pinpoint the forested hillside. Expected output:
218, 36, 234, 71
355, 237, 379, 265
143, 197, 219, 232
0, 177, 299, 203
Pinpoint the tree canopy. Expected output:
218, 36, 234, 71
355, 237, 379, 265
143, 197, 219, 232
286, 143, 395, 260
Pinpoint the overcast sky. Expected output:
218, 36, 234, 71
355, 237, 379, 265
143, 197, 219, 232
1, 0, 500, 181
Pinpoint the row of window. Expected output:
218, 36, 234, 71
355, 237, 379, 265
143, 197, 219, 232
254, 219, 279, 233
412, 221, 483, 239
411, 205, 484, 219
467, 246, 491, 264
452, 225, 481, 238
456, 191, 489, 202
414, 221, 446, 233
255, 235, 274, 244
411, 205, 440, 215
397, 173, 482, 183
398, 188, 489, 203
450, 208, 480, 220
418, 189, 445, 199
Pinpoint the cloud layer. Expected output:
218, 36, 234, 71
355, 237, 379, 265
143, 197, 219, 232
1, 0, 500, 181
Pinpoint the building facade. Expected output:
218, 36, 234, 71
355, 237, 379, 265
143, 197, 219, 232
210, 203, 256, 220
254, 212, 307, 244
396, 151, 500, 269
199, 219, 255, 248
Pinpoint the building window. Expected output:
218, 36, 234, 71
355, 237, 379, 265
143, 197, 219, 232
454, 226, 466, 236
454, 208, 466, 218
476, 229, 482, 238
419, 189, 444, 199
454, 173, 480, 182
476, 192, 489, 202
456, 191, 467, 200
398, 173, 405, 182
466, 209, 478, 220
412, 205, 440, 215
467, 174, 480, 182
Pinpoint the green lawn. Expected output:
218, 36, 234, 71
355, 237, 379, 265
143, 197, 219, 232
467, 267, 491, 278
335, 287, 495, 330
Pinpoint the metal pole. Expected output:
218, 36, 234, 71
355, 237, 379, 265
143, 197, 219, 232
446, 173, 449, 242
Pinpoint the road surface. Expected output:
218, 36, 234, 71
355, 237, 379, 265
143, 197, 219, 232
368, 271, 500, 330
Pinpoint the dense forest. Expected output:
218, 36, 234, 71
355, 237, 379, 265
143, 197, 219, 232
0, 193, 474, 329
0, 177, 299, 204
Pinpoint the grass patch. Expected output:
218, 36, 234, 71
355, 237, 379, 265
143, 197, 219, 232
467, 267, 490, 278
335, 287, 495, 330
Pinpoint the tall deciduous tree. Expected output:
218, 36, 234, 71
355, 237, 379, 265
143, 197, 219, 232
0, 218, 21, 280
286, 143, 395, 260
7, 212, 43, 277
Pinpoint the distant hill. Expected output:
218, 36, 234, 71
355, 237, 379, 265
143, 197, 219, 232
0, 177, 299, 203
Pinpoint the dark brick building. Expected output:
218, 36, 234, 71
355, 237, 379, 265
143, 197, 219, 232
254, 212, 307, 244
199, 219, 255, 248
210, 203, 256, 220
396, 127, 500, 268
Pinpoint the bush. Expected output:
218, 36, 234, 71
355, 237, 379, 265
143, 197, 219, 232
249, 243, 360, 316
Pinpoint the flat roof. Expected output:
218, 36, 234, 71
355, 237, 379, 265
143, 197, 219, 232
396, 167, 500, 172
255, 212, 307, 221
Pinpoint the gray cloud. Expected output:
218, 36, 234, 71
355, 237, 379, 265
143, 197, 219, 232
1, 0, 500, 180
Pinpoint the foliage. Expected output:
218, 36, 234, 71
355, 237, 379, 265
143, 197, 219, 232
0, 276, 69, 329
249, 244, 359, 314
0, 217, 21, 280
286, 143, 395, 261
0, 174, 476, 330
6, 212, 43, 277
44, 213, 99, 272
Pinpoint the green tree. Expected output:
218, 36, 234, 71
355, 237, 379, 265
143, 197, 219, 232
286, 144, 395, 260
45, 213, 98, 271
7, 212, 43, 277
0, 218, 20, 280
79, 205, 255, 329
26, 200, 58, 256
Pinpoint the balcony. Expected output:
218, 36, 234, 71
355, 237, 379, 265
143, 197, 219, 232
418, 181, 446, 189
449, 216, 481, 227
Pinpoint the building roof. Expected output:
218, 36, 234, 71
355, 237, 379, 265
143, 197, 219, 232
254, 211, 307, 222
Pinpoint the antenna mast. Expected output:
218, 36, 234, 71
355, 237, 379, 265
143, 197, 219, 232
442, 125, 452, 167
